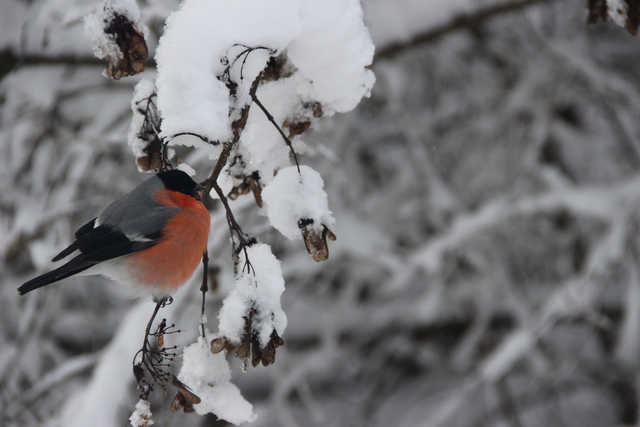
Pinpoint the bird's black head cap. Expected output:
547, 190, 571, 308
157, 170, 204, 200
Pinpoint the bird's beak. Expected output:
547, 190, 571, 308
193, 184, 206, 201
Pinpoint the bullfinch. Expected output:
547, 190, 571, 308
18, 170, 210, 298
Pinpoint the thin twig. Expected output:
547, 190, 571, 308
165, 132, 218, 146
201, 76, 262, 194
374, 0, 560, 62
211, 181, 255, 274
133, 297, 177, 399
251, 93, 301, 173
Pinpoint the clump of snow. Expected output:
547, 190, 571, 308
287, 0, 375, 114
218, 244, 287, 348
236, 74, 309, 183
178, 336, 256, 424
176, 162, 196, 176
155, 0, 301, 144
83, 0, 148, 61
154, 0, 375, 163
129, 399, 153, 427
261, 165, 335, 241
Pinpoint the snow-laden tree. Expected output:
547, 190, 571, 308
3, 0, 640, 426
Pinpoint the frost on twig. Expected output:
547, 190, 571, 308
129, 79, 169, 172
212, 244, 287, 369
84, 0, 149, 79
587, 0, 640, 35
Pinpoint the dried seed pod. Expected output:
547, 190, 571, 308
251, 334, 262, 368
248, 172, 263, 208
178, 387, 201, 405
236, 340, 251, 360
284, 120, 311, 139
171, 376, 201, 413
210, 336, 229, 354
170, 392, 185, 413
261, 330, 284, 367
299, 219, 336, 262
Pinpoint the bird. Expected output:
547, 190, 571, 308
18, 170, 210, 299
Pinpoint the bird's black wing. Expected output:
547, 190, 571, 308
74, 224, 157, 262
18, 224, 159, 295
51, 217, 97, 261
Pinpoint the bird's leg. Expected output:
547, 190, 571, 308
200, 251, 209, 338
143, 298, 165, 354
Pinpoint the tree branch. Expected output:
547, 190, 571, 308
374, 0, 560, 62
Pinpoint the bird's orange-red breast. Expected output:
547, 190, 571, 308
127, 188, 210, 294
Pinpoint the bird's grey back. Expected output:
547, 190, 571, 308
98, 175, 180, 240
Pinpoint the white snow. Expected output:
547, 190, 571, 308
155, 0, 301, 145
261, 165, 335, 241
287, 0, 375, 114
154, 0, 375, 168
236, 74, 308, 184
176, 162, 196, 177
606, 0, 629, 28
129, 399, 154, 427
178, 336, 256, 424
217, 244, 287, 348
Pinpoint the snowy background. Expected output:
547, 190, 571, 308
3, 0, 640, 426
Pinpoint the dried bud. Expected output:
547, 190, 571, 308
157, 334, 164, 348
228, 180, 251, 200
135, 138, 163, 172
133, 364, 145, 383
261, 54, 294, 82
228, 172, 263, 207
284, 120, 311, 139
104, 14, 148, 79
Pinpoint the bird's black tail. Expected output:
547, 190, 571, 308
18, 256, 97, 295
